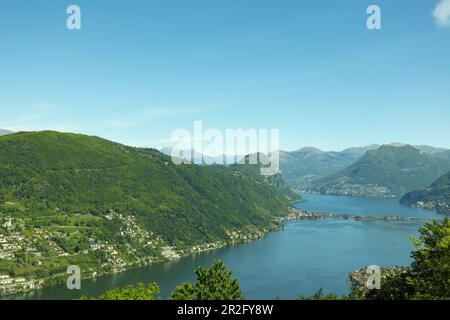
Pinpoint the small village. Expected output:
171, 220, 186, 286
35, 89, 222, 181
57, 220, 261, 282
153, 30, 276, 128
0, 209, 293, 297
0, 214, 163, 296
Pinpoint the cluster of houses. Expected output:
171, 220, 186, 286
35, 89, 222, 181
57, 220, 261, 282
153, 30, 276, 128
226, 227, 267, 243
114, 212, 163, 248
0, 212, 230, 296
414, 200, 450, 214
0, 218, 23, 261
0, 274, 37, 295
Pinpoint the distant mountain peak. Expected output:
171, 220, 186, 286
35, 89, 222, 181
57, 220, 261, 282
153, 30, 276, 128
296, 147, 323, 153
387, 142, 407, 148
0, 129, 14, 136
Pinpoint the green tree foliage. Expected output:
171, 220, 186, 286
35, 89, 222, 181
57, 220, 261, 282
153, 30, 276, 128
408, 218, 450, 298
354, 268, 414, 300
171, 260, 244, 300
297, 288, 341, 300
170, 282, 196, 300
362, 218, 450, 300
81, 283, 160, 300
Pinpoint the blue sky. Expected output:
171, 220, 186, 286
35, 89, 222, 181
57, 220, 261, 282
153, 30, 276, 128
1, 0, 450, 151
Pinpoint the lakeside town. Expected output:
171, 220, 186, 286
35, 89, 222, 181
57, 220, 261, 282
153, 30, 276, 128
2, 206, 442, 297
304, 182, 395, 198
0, 211, 282, 297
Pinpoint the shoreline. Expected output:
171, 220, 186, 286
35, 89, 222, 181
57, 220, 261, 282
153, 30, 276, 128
1, 218, 283, 299
1, 206, 441, 299
283, 207, 443, 222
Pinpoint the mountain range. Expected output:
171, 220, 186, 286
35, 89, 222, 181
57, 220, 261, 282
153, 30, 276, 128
2, 128, 448, 214
277, 145, 380, 189
160, 141, 450, 200
303, 144, 450, 197
160, 146, 244, 165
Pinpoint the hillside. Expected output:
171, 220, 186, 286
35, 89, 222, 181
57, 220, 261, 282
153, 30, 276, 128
0, 131, 296, 290
400, 172, 450, 214
238, 152, 303, 203
278, 145, 379, 190
306, 145, 450, 197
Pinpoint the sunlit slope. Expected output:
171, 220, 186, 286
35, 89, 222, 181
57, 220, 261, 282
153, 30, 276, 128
0, 131, 293, 245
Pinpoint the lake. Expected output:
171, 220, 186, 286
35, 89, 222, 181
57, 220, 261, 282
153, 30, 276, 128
6, 193, 443, 300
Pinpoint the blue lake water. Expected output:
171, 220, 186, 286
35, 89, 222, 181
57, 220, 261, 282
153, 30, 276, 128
296, 193, 442, 218
8, 194, 443, 300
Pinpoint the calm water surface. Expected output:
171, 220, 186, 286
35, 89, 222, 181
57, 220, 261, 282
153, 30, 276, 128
7, 194, 443, 300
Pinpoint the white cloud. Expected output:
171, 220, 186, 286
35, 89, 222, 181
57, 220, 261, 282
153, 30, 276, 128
434, 0, 450, 27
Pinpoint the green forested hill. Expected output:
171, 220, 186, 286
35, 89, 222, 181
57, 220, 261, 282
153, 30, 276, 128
0, 131, 294, 244
237, 152, 302, 203
0, 131, 296, 287
400, 172, 450, 214
307, 145, 450, 197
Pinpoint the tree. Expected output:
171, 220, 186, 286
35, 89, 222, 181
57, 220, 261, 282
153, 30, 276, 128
362, 218, 450, 300
81, 283, 160, 300
171, 260, 244, 300
170, 282, 196, 300
297, 288, 341, 300
408, 218, 450, 299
